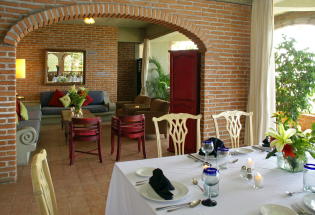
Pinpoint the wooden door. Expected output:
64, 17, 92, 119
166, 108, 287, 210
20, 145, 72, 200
169, 50, 200, 153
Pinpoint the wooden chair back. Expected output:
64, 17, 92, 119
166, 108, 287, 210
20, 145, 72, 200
111, 114, 145, 139
212, 110, 253, 148
70, 117, 101, 142
31, 149, 57, 215
153, 113, 202, 157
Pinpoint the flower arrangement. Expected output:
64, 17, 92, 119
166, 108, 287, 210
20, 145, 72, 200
265, 112, 315, 172
68, 85, 88, 110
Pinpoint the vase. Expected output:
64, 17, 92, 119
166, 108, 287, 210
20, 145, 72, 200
73, 106, 83, 118
276, 152, 305, 172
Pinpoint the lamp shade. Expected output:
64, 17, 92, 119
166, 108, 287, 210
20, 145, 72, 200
16, 59, 26, 79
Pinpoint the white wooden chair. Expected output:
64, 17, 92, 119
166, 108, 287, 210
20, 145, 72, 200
31, 149, 58, 215
212, 110, 254, 148
152, 113, 202, 157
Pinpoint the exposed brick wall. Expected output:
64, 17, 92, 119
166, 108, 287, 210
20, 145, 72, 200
16, 24, 118, 102
117, 42, 137, 101
0, 1, 251, 183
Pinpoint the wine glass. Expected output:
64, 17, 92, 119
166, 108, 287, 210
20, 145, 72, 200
202, 140, 214, 165
202, 167, 219, 207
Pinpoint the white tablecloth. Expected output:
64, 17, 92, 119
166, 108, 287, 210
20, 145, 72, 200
105, 149, 311, 215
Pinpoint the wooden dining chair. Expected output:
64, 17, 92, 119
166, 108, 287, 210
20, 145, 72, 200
111, 114, 146, 161
212, 110, 254, 148
69, 117, 102, 165
153, 113, 202, 157
31, 149, 58, 215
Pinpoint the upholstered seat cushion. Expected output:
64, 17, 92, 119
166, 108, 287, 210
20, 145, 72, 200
41, 106, 68, 115
82, 105, 108, 113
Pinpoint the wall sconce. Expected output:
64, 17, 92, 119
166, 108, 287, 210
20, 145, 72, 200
16, 59, 26, 79
84, 17, 95, 24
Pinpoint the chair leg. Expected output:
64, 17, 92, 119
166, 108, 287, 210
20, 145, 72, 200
137, 138, 141, 153
116, 135, 121, 161
69, 140, 75, 165
111, 130, 115, 155
98, 137, 102, 163
141, 136, 146, 159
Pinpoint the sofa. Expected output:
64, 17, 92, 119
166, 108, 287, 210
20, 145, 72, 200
16, 103, 42, 165
40, 90, 115, 123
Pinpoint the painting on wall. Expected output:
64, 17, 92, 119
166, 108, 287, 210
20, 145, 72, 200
45, 50, 86, 85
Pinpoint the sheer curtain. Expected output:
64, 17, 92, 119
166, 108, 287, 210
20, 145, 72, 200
140, 39, 150, 96
246, 0, 276, 145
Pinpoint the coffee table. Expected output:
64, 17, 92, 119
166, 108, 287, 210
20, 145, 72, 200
61, 109, 96, 143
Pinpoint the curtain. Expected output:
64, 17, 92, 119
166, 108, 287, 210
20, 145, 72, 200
140, 39, 150, 96
246, 0, 276, 145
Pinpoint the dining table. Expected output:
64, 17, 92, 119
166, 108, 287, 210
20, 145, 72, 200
105, 147, 314, 215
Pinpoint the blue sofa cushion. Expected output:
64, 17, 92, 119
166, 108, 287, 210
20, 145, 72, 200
83, 105, 108, 113
88, 91, 104, 105
40, 91, 55, 107
42, 106, 68, 115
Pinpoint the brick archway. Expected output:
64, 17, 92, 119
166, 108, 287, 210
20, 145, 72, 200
3, 3, 207, 51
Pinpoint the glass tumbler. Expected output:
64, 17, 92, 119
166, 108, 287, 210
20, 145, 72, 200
303, 163, 315, 192
203, 167, 220, 198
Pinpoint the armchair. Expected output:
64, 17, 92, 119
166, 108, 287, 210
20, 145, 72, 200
116, 95, 151, 116
134, 99, 169, 136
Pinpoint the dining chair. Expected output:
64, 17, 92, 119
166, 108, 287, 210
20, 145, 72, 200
111, 114, 146, 161
69, 117, 102, 165
212, 110, 253, 148
152, 113, 202, 157
31, 149, 58, 215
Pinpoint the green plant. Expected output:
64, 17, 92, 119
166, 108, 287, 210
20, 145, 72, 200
275, 36, 315, 121
146, 57, 170, 100
68, 85, 88, 109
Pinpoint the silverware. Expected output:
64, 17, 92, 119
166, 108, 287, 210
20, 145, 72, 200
192, 178, 204, 192
155, 202, 191, 211
167, 200, 201, 212
187, 154, 204, 163
135, 179, 148, 186
286, 190, 304, 197
219, 159, 238, 169
291, 203, 312, 215
252, 145, 265, 152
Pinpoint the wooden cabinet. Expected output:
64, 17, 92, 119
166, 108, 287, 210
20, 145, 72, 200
169, 50, 200, 153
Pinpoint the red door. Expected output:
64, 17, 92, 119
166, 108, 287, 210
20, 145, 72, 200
169, 50, 200, 153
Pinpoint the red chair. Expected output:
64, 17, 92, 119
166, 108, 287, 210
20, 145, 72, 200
69, 117, 102, 165
111, 114, 146, 161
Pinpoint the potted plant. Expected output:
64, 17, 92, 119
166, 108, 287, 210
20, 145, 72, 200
265, 113, 315, 172
68, 85, 88, 116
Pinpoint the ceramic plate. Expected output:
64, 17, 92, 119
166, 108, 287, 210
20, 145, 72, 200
137, 181, 189, 202
136, 167, 155, 177
304, 193, 315, 211
260, 204, 297, 215
235, 148, 254, 154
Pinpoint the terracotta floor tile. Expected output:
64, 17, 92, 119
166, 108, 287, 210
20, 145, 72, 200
0, 123, 171, 215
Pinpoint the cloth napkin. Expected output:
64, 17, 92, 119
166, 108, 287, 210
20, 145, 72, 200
262, 136, 271, 147
149, 168, 175, 200
198, 137, 225, 157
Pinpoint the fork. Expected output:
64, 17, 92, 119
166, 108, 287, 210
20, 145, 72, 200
291, 203, 313, 215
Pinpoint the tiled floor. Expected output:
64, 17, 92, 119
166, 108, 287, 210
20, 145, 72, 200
0, 123, 171, 215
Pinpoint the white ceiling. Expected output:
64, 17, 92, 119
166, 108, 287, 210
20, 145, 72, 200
274, 0, 315, 15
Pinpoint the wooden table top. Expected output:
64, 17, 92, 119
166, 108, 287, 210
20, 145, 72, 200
61, 109, 95, 122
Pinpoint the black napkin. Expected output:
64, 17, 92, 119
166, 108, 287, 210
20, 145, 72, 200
149, 168, 175, 200
198, 137, 225, 157
262, 136, 271, 147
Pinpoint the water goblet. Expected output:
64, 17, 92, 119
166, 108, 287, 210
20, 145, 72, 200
202, 140, 214, 165
202, 167, 220, 207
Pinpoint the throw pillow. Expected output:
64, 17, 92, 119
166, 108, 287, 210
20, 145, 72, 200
59, 94, 71, 108
83, 95, 93, 106
16, 99, 21, 120
20, 101, 29, 120
48, 89, 65, 107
